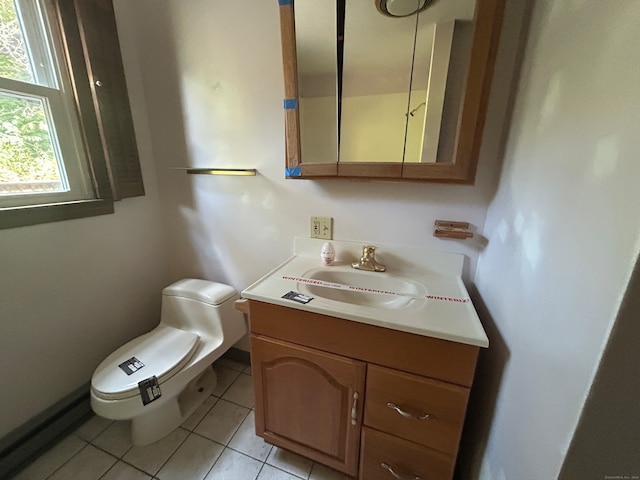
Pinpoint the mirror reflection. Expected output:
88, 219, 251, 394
295, 2, 338, 165
294, 0, 477, 165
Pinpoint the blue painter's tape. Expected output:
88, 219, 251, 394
283, 98, 297, 110
278, 0, 292, 5
286, 167, 302, 177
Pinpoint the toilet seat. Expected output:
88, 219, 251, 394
92, 326, 200, 401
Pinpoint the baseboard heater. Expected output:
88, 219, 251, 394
0, 384, 92, 480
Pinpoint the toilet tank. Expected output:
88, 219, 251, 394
159, 279, 246, 341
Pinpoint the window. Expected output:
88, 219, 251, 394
1, 0, 92, 207
0, 0, 143, 229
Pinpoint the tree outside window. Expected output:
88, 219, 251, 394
1, 0, 62, 195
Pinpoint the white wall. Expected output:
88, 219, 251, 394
0, 5, 174, 439
114, 0, 519, 314
472, 1, 640, 479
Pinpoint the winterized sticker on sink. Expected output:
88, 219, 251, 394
282, 291, 313, 304
282, 275, 471, 303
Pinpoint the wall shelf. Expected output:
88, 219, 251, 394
171, 167, 257, 176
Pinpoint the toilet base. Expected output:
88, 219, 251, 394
131, 366, 218, 445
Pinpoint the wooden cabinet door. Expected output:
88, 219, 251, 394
251, 335, 366, 476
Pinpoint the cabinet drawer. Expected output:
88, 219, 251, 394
359, 427, 454, 480
364, 365, 469, 454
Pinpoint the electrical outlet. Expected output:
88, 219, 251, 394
310, 216, 333, 240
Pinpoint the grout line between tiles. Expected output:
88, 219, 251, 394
147, 427, 193, 477
187, 429, 226, 448
222, 406, 251, 447
199, 443, 225, 480
256, 462, 267, 479
88, 435, 133, 460
76, 419, 113, 443
84, 443, 138, 479
182, 395, 220, 432
42, 442, 89, 480
218, 397, 255, 410
97, 459, 117, 480
268, 462, 308, 480
224, 443, 273, 464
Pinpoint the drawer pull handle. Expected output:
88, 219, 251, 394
386, 402, 434, 421
351, 392, 359, 426
381, 462, 423, 480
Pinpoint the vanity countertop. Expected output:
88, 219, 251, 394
242, 237, 488, 348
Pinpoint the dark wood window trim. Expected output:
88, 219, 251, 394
68, 0, 145, 201
0, 0, 144, 230
0, 199, 114, 230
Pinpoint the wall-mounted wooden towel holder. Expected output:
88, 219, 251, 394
433, 220, 474, 239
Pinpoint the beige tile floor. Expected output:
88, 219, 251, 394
13, 359, 350, 480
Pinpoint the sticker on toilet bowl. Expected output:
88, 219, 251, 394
139, 376, 161, 406
119, 357, 145, 375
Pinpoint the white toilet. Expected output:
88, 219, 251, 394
90, 279, 247, 445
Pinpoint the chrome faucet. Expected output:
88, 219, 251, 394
352, 245, 386, 272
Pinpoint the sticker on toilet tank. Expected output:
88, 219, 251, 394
282, 291, 313, 304
118, 357, 145, 376
139, 376, 161, 406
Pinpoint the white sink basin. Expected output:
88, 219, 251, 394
298, 267, 426, 309
241, 237, 489, 348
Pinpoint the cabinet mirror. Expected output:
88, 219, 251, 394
279, 0, 505, 183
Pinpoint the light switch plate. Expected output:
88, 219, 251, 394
310, 216, 333, 240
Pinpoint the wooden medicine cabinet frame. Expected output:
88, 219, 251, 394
279, 0, 506, 183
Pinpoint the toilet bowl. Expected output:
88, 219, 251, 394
90, 279, 247, 445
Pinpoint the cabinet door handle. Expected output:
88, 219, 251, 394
351, 392, 359, 426
386, 402, 434, 421
380, 462, 423, 480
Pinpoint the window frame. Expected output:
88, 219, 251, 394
0, 0, 143, 230
0, 0, 95, 208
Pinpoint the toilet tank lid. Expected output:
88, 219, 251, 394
163, 279, 237, 305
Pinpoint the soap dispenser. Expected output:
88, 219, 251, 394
320, 242, 335, 266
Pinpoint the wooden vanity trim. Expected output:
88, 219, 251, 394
248, 301, 479, 387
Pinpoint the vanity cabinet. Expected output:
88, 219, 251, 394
248, 300, 479, 479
